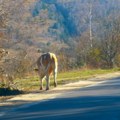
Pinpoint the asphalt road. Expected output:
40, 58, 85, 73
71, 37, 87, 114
1, 77, 120, 120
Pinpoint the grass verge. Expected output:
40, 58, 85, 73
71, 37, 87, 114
13, 68, 119, 92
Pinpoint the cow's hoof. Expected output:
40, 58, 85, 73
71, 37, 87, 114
40, 87, 43, 90
54, 83, 57, 87
46, 88, 49, 91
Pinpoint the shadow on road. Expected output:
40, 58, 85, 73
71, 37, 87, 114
1, 76, 120, 120
1, 95, 120, 120
0, 88, 23, 96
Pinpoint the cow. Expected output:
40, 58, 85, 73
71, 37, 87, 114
36, 52, 58, 90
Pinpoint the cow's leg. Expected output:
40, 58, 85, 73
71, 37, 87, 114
53, 68, 57, 87
39, 72, 44, 90
46, 74, 50, 90
40, 76, 43, 90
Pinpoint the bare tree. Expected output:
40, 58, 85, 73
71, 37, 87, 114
100, 17, 120, 68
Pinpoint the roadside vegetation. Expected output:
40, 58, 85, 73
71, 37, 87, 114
0, 68, 119, 98
12, 68, 119, 92
1, 1, 120, 97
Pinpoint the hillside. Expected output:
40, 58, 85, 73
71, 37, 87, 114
1, 0, 120, 92
1, 0, 120, 70
31, 0, 120, 42
1, 0, 119, 50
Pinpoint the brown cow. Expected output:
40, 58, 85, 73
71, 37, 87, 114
36, 52, 58, 90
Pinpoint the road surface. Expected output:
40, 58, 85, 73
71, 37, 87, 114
0, 76, 120, 120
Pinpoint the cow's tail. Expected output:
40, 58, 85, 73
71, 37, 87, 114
44, 62, 50, 74
40, 56, 50, 74
40, 56, 45, 70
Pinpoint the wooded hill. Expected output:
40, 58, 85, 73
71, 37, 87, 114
0, 0, 120, 80
1, 0, 120, 46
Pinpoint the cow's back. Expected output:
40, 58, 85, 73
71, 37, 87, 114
37, 52, 57, 74
41, 53, 51, 66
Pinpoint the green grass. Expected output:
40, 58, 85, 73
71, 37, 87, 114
14, 68, 119, 92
